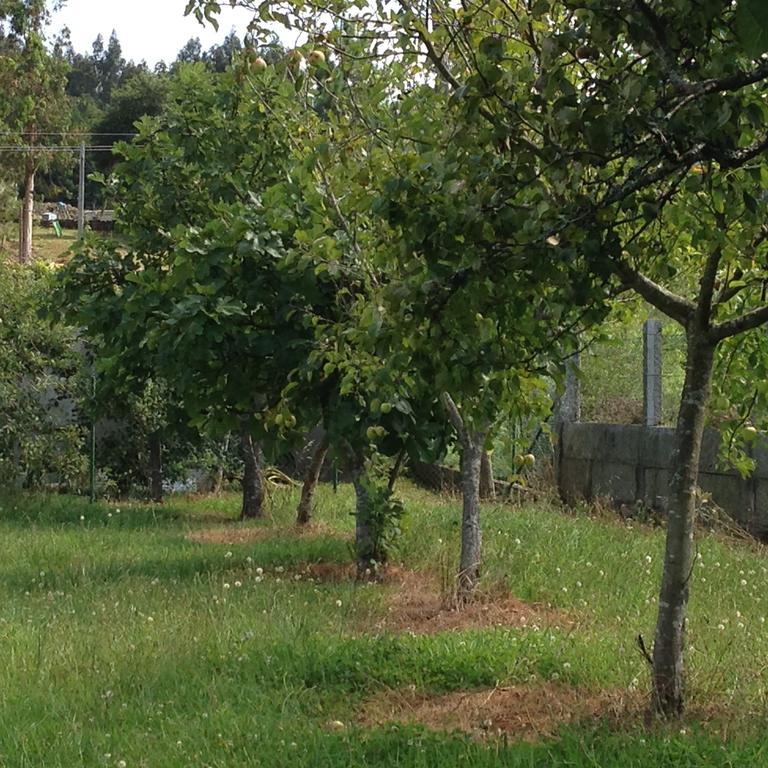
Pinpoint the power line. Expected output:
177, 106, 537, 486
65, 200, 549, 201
0, 131, 139, 137
0, 145, 115, 152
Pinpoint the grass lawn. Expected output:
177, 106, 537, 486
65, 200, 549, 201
1, 225, 78, 264
1, 483, 768, 766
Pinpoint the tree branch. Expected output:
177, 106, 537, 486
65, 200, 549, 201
441, 391, 466, 436
710, 305, 768, 343
698, 242, 723, 324
613, 257, 695, 325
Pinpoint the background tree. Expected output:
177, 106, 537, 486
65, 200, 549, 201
0, 0, 70, 262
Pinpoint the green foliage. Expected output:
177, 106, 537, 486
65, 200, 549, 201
0, 260, 86, 488
355, 479, 405, 569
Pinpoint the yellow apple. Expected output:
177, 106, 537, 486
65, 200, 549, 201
308, 49, 326, 66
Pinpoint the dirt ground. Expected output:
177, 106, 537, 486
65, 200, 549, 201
359, 682, 642, 741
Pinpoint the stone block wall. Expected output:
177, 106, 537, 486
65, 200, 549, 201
558, 423, 768, 537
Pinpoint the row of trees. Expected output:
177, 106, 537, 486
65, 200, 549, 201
26, 0, 768, 721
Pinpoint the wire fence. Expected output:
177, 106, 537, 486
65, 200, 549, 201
581, 316, 686, 426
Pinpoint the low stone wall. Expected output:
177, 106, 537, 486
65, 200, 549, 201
558, 423, 768, 536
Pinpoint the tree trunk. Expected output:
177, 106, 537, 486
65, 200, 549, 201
651, 331, 715, 716
19, 160, 35, 264
211, 434, 230, 495
457, 430, 484, 604
148, 430, 163, 503
479, 451, 495, 500
441, 393, 486, 605
296, 433, 329, 525
240, 428, 264, 519
352, 471, 376, 577
348, 451, 383, 577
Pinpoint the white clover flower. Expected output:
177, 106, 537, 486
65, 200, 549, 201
335, 599, 343, 607
234, 581, 242, 588
223, 583, 231, 590
225, 551, 233, 559
255, 567, 263, 575
741, 579, 748, 586
645, 555, 652, 563
718, 623, 725, 630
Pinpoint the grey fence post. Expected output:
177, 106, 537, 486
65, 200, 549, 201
552, 352, 580, 500
560, 352, 581, 424
643, 319, 663, 427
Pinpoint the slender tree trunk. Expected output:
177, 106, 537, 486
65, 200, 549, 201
651, 331, 715, 716
240, 428, 264, 519
442, 393, 486, 605
19, 160, 35, 264
345, 444, 390, 578
296, 433, 329, 525
479, 451, 495, 500
458, 431, 484, 603
148, 430, 163, 503
211, 434, 230, 495
352, 471, 376, 577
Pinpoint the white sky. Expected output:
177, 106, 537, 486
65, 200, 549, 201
50, 0, 259, 66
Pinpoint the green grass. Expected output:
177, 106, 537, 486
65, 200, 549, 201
1, 484, 768, 766
0, 225, 77, 264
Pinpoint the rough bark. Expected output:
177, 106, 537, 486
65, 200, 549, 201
441, 393, 486, 605
651, 331, 715, 716
19, 160, 35, 264
296, 433, 329, 525
148, 431, 163, 504
479, 451, 495, 500
240, 428, 264, 519
457, 432, 484, 603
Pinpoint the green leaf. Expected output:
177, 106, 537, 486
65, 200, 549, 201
736, 0, 768, 57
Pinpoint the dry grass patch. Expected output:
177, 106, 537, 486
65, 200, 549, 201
359, 682, 641, 741
375, 571, 573, 635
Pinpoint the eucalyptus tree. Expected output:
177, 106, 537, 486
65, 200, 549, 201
188, 0, 768, 716
0, 0, 70, 263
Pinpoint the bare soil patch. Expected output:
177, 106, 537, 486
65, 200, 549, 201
186, 522, 343, 546
375, 571, 573, 635
360, 682, 641, 741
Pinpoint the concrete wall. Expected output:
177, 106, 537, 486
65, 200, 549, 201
558, 423, 768, 537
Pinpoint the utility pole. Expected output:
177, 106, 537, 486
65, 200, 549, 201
77, 141, 85, 237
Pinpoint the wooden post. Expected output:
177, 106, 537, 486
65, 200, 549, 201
77, 142, 86, 238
